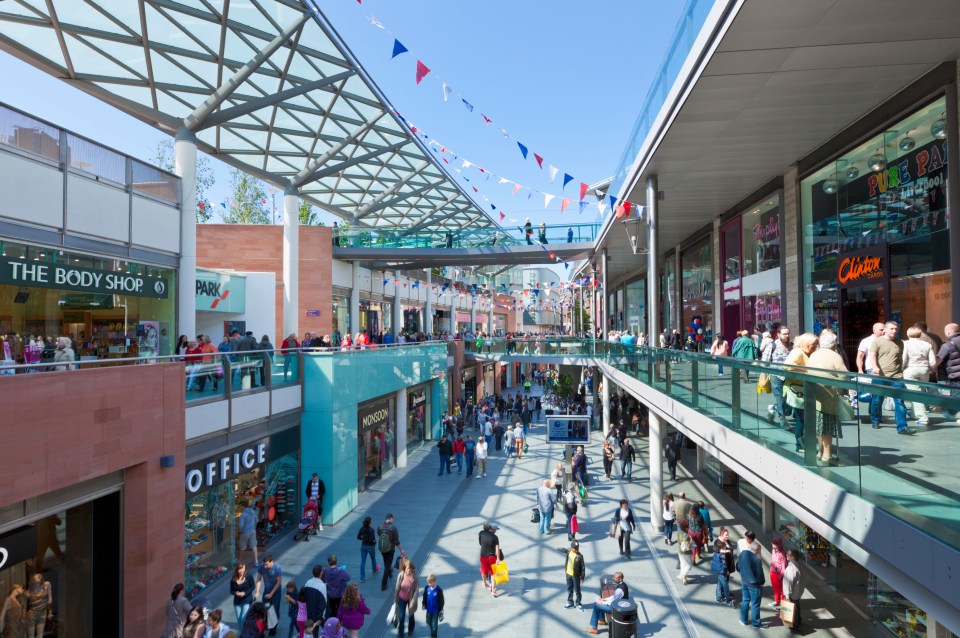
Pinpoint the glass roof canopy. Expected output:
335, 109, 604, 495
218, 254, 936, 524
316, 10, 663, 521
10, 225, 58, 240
0, 0, 496, 230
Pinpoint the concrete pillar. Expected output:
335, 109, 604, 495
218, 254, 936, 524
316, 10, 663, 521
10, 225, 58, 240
488, 300, 494, 335
601, 248, 608, 338
649, 412, 664, 529
282, 185, 299, 341
393, 270, 403, 337
601, 373, 611, 437
395, 388, 408, 467
350, 262, 361, 336
174, 128, 197, 340
425, 270, 433, 335
646, 176, 660, 345
470, 295, 477, 333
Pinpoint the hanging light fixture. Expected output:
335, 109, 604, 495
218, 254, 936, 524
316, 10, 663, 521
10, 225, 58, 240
931, 113, 948, 140
845, 165, 860, 181
822, 178, 838, 195
868, 152, 887, 173
899, 131, 916, 152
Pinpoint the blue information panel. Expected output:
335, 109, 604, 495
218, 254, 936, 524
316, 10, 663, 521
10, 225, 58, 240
546, 415, 591, 444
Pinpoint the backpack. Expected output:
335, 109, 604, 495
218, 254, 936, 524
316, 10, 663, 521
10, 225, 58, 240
711, 551, 726, 574
377, 526, 394, 553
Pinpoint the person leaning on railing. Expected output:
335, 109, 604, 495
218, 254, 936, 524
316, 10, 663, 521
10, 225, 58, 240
783, 333, 819, 454
806, 329, 848, 466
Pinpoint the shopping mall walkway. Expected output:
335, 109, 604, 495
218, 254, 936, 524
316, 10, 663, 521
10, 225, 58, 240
206, 383, 885, 637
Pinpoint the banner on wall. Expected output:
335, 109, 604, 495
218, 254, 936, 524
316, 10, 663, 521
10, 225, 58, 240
0, 260, 168, 298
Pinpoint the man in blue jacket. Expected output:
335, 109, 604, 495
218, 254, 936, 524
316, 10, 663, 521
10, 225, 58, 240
737, 533, 767, 629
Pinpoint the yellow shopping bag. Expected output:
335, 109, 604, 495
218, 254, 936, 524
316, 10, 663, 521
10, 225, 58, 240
492, 560, 509, 585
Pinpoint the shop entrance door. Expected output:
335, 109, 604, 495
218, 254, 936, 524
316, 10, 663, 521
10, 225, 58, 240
840, 285, 885, 366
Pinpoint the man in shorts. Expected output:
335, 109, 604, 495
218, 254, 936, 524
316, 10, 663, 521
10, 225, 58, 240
478, 522, 502, 597
237, 499, 259, 565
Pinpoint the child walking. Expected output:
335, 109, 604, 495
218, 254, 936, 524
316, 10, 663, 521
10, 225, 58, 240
421, 574, 445, 638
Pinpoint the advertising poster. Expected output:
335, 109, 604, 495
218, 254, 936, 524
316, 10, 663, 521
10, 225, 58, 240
139, 320, 160, 361
546, 415, 591, 444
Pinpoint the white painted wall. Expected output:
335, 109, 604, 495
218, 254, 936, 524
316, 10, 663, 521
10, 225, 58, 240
131, 195, 180, 253
0, 152, 63, 229
66, 174, 129, 242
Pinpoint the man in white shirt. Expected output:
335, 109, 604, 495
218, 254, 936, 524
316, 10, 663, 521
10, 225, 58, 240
475, 435, 489, 478
303, 564, 328, 637
586, 572, 628, 633
857, 322, 885, 374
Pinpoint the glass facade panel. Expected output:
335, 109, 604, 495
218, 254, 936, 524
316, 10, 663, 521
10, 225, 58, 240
0, 240, 176, 361
407, 384, 430, 451
801, 98, 950, 362
681, 237, 713, 350
332, 295, 349, 343
664, 255, 676, 332
624, 279, 646, 335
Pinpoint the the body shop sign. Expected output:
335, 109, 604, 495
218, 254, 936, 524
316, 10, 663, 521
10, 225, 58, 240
0, 260, 167, 298
837, 246, 885, 287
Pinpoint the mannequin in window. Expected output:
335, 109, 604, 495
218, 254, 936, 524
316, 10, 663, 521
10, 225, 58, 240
24, 574, 51, 638
0, 583, 27, 638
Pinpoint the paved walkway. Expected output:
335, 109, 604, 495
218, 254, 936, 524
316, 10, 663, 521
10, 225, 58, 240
206, 382, 886, 637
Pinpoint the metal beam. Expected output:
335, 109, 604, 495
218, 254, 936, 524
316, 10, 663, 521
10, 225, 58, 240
403, 192, 462, 232
290, 112, 385, 186
353, 160, 429, 219
359, 177, 449, 220
300, 139, 410, 184
183, 10, 309, 130
195, 70, 355, 130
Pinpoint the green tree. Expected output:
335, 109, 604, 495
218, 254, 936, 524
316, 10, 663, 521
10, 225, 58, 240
298, 200, 322, 225
572, 298, 591, 334
555, 372, 575, 399
150, 140, 214, 223
222, 169, 270, 224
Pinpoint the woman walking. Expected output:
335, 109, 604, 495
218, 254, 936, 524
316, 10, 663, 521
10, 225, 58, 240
514, 425, 525, 460
784, 333, 819, 453
902, 326, 936, 425
686, 506, 706, 563
677, 521, 694, 585
182, 606, 206, 638
808, 329, 848, 465
163, 583, 193, 638
769, 537, 787, 610
602, 442, 615, 480
230, 563, 255, 626
612, 499, 637, 559
393, 559, 420, 637
710, 334, 729, 375
336, 583, 370, 638
356, 517, 380, 583
663, 493, 676, 545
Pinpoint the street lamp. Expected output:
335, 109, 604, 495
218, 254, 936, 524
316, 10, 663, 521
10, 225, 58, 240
620, 218, 648, 255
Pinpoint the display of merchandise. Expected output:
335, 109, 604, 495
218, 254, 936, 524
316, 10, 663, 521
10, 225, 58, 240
803, 523, 831, 567
185, 565, 228, 600
868, 574, 927, 638
777, 521, 802, 549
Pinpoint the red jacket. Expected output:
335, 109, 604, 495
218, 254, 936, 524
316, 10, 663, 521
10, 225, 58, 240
453, 438, 466, 454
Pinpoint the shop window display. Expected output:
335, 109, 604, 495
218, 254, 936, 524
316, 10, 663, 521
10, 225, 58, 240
332, 296, 350, 342
801, 98, 951, 362
869, 575, 929, 638
681, 238, 713, 349
407, 386, 429, 451
359, 398, 397, 493
0, 240, 176, 362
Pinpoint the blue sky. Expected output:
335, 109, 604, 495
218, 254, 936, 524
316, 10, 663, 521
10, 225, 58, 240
0, 1, 684, 229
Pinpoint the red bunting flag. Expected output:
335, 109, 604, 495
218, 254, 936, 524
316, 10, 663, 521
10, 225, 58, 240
533, 153, 544, 168
513, 183, 521, 195
549, 252, 556, 260
410, 126, 419, 133
579, 182, 589, 201
615, 204, 624, 219
499, 212, 505, 221
472, 186, 478, 192
415, 60, 431, 85
561, 198, 572, 213
623, 201, 633, 217
482, 114, 491, 125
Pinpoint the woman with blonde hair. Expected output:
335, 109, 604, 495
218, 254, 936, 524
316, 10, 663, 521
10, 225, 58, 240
902, 326, 936, 425
808, 329, 848, 465
784, 332, 819, 454
0, 583, 27, 638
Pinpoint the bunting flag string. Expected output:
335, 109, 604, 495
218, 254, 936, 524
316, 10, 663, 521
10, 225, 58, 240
352, 3, 613, 203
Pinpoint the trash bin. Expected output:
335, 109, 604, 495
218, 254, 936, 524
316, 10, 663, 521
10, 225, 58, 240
609, 598, 638, 638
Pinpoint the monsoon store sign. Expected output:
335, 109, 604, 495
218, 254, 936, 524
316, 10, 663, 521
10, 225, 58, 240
0, 260, 168, 298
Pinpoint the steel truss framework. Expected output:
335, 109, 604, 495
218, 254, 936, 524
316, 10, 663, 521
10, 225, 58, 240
0, 0, 496, 230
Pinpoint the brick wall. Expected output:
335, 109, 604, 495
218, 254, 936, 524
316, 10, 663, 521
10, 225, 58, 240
196, 224, 333, 340
0, 363, 186, 636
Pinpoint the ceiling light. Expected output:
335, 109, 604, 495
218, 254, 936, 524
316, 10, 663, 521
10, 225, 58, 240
822, 179, 838, 195
845, 165, 860, 181
868, 153, 886, 173
899, 135, 916, 152
931, 114, 948, 140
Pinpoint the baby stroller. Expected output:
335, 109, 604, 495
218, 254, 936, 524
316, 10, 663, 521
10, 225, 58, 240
294, 498, 320, 541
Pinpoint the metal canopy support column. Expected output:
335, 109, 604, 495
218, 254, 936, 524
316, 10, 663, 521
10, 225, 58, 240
425, 269, 433, 335
601, 373, 611, 437
601, 248, 608, 338
283, 185, 300, 339
647, 174, 663, 531
470, 285, 477, 334
183, 12, 309, 130
350, 262, 361, 337
393, 270, 403, 337
174, 127, 197, 340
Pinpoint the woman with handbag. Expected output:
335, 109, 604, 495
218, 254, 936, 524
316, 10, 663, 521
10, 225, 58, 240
807, 329, 848, 465
602, 442, 615, 480
663, 493, 676, 545
392, 559, 419, 637
612, 499, 637, 559
783, 333, 820, 454
686, 507, 706, 564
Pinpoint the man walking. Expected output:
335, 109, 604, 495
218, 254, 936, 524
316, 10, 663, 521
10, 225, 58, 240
762, 325, 793, 428
936, 323, 960, 418
619, 438, 635, 481
536, 479, 557, 534
478, 522, 502, 597
563, 541, 585, 612
437, 435, 454, 476
237, 499, 259, 566
303, 565, 327, 638
255, 555, 283, 636
321, 554, 350, 620
867, 321, 915, 434
377, 514, 404, 591
464, 435, 476, 477
572, 446, 588, 486
585, 572, 628, 634
664, 434, 681, 481
782, 549, 804, 632
737, 534, 767, 629
475, 435, 489, 478
453, 434, 466, 474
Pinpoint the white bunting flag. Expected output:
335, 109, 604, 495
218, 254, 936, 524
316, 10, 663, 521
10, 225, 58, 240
442, 82, 452, 102
549, 165, 559, 183
544, 193, 555, 208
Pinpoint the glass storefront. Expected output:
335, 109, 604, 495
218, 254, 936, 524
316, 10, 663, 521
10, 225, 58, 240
663, 253, 676, 332
720, 195, 782, 337
0, 492, 121, 637
680, 237, 713, 350
403, 306, 422, 335
406, 384, 430, 451
623, 278, 646, 335
801, 97, 951, 362
332, 295, 350, 342
359, 300, 389, 339
0, 240, 176, 362
358, 397, 396, 492
183, 428, 299, 600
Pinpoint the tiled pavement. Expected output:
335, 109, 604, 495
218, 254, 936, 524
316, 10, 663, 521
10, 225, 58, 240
206, 383, 888, 637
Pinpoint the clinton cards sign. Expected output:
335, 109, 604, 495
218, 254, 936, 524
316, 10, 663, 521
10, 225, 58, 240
0, 260, 167, 298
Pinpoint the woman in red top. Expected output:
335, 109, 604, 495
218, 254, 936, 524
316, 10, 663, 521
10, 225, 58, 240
185, 338, 204, 391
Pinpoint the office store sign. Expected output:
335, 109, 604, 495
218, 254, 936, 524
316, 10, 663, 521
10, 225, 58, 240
185, 441, 267, 493
0, 260, 167, 298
